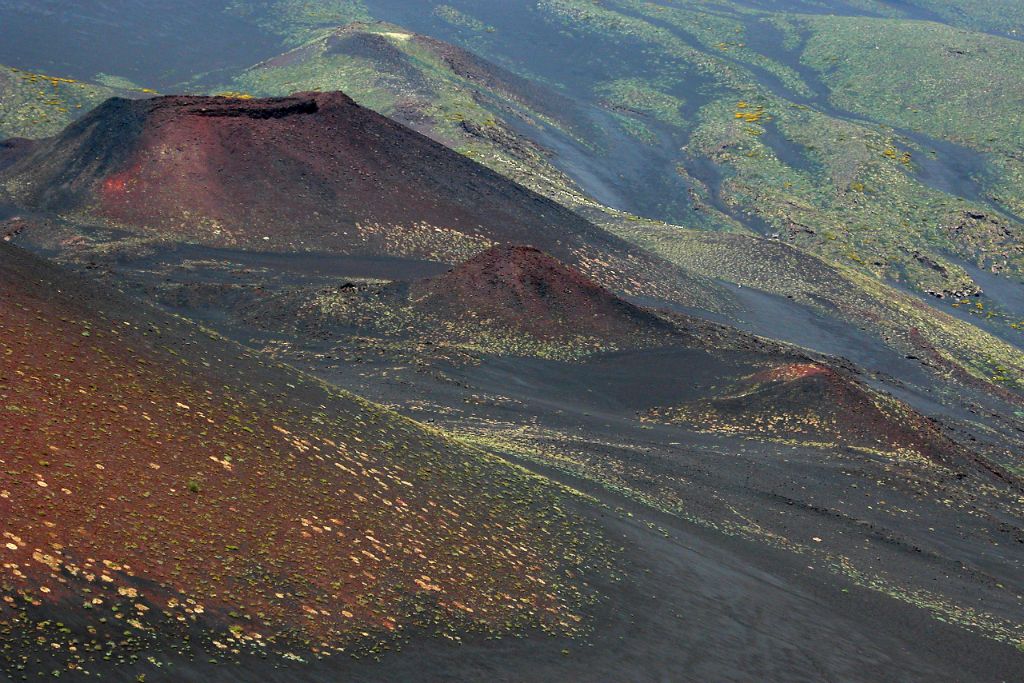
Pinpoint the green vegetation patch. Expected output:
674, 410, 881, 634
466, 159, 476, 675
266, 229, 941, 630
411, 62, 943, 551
226, 0, 372, 44
595, 78, 688, 128
0, 67, 151, 139
433, 5, 495, 33
801, 15, 1024, 157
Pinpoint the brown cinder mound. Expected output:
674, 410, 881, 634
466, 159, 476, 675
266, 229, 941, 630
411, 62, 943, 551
0, 92, 694, 301
646, 361, 972, 466
410, 244, 677, 344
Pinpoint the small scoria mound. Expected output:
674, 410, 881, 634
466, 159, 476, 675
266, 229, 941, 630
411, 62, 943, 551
0, 242, 607, 676
0, 91, 693, 301
234, 246, 686, 359
645, 362, 961, 462
410, 245, 679, 345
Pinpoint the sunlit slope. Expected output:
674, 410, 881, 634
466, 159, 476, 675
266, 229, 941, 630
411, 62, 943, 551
798, 14, 1024, 220
0, 65, 149, 139
317, 2, 1024, 303
0, 242, 608, 675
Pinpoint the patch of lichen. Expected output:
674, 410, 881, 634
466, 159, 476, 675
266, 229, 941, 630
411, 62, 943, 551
800, 15, 1024, 159
595, 78, 688, 129
226, 0, 372, 44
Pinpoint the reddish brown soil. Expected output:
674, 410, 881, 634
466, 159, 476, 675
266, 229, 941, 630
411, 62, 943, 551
0, 243, 602, 673
649, 361, 973, 467
409, 245, 679, 344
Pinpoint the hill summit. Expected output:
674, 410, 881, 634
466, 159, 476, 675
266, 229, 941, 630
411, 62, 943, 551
410, 244, 675, 342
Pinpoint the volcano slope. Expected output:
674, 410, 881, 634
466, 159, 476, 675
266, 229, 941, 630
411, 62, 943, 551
0, 91, 704, 304
167, 244, 1024, 674
0, 241, 619, 678
205, 6, 1024, 412
4, 237, 1024, 681
0, 65, 153, 140
8, 86, 1021, 425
